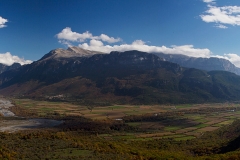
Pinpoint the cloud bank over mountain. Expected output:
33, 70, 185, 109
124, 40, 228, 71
0, 52, 32, 66
56, 27, 240, 68
57, 28, 212, 57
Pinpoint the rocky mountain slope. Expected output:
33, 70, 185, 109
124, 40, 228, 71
153, 53, 240, 75
0, 63, 21, 74
0, 47, 240, 104
39, 46, 104, 61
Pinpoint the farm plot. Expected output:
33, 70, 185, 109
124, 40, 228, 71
12, 99, 240, 141
124, 107, 240, 140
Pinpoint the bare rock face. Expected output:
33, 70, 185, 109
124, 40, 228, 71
40, 46, 105, 61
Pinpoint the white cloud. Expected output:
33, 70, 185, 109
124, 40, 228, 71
203, 0, 215, 3
214, 53, 240, 68
90, 39, 104, 47
215, 24, 228, 29
58, 40, 73, 47
98, 34, 121, 43
56, 27, 121, 43
0, 52, 32, 66
56, 27, 93, 42
78, 40, 212, 58
200, 3, 240, 28
132, 40, 145, 45
0, 16, 8, 28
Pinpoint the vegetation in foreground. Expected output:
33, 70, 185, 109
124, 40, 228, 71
1, 99, 240, 159
2, 119, 240, 159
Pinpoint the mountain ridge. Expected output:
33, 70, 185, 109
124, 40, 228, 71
0, 63, 21, 74
153, 52, 240, 75
0, 48, 240, 104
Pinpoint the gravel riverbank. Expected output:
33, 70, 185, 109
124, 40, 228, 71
0, 98, 62, 132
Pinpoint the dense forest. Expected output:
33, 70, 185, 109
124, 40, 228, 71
0, 120, 240, 159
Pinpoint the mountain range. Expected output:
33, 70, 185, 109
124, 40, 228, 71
0, 47, 240, 105
153, 52, 240, 75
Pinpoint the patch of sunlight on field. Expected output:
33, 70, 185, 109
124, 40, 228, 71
126, 122, 141, 127
195, 123, 209, 128
164, 126, 182, 131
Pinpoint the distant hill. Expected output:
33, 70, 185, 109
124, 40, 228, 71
153, 52, 240, 75
1, 47, 240, 105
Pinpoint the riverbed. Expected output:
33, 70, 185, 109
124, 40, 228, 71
0, 98, 62, 133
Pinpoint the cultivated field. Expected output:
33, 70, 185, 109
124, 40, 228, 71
12, 99, 240, 141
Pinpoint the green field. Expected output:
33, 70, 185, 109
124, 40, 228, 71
10, 99, 240, 141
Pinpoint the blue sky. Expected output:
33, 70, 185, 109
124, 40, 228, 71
1, 0, 240, 67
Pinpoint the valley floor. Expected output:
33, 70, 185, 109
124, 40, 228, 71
1, 98, 240, 159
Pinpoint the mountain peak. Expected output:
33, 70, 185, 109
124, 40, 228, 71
40, 46, 105, 61
67, 46, 87, 53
